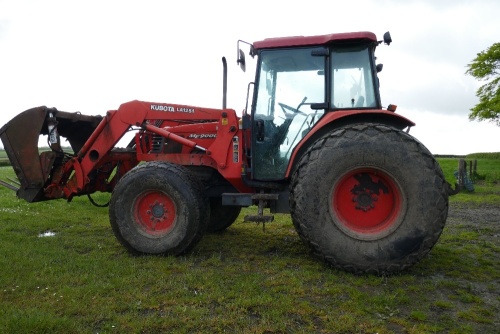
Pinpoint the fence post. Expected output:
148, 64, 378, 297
457, 159, 465, 188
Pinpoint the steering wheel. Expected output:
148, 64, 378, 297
278, 97, 308, 118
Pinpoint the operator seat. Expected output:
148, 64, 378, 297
354, 96, 365, 108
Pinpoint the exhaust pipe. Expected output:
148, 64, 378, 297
222, 56, 227, 109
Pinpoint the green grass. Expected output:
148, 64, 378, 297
0, 150, 9, 167
0, 155, 499, 333
437, 155, 500, 204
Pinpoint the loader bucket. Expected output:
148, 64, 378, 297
0, 106, 102, 202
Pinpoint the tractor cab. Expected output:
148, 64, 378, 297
240, 32, 388, 180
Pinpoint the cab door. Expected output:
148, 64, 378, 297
251, 48, 325, 180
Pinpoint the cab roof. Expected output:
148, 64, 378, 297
253, 31, 377, 50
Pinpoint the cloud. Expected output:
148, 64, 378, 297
378, 50, 478, 116
370, 0, 499, 118
401, 109, 500, 155
0, 0, 498, 155
0, 19, 8, 40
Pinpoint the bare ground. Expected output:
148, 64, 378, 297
423, 200, 500, 332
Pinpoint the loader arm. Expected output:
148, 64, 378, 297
1, 100, 246, 202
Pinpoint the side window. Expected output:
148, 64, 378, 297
331, 47, 377, 109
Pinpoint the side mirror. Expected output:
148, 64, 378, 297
237, 40, 255, 72
237, 49, 246, 72
383, 31, 392, 45
376, 64, 383, 73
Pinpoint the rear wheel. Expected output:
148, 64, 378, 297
290, 123, 448, 274
109, 161, 207, 255
206, 197, 241, 233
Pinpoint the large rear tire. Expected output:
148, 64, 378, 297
290, 123, 448, 274
109, 162, 207, 255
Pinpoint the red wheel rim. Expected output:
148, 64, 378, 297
133, 191, 176, 236
331, 168, 403, 240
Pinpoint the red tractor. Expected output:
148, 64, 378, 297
0, 31, 449, 274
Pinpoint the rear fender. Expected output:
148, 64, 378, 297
285, 109, 415, 177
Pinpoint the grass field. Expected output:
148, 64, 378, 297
0, 153, 499, 333
438, 155, 500, 204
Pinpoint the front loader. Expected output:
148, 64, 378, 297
0, 31, 449, 274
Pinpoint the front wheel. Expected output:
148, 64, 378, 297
109, 162, 207, 256
290, 123, 449, 274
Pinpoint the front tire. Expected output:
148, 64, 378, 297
206, 197, 241, 233
290, 123, 448, 274
109, 162, 207, 255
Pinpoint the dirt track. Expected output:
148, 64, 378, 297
438, 201, 500, 330
447, 202, 500, 240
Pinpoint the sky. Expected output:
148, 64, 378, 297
0, 0, 499, 155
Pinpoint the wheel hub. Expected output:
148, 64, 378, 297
353, 191, 376, 211
331, 168, 403, 240
350, 172, 389, 212
134, 191, 176, 235
149, 202, 166, 219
